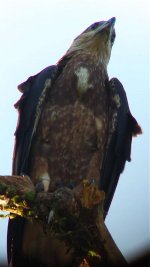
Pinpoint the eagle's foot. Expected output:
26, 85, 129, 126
35, 181, 45, 192
35, 174, 50, 193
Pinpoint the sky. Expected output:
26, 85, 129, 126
0, 0, 149, 264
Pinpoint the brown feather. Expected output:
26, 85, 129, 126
29, 54, 109, 191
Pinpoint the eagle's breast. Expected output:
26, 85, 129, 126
29, 54, 109, 192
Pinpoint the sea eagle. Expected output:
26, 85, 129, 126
7, 17, 142, 267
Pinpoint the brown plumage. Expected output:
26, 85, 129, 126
29, 55, 109, 192
8, 17, 142, 267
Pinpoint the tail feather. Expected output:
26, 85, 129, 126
129, 114, 142, 137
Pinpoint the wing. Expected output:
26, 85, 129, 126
100, 78, 142, 218
13, 65, 58, 175
7, 65, 58, 266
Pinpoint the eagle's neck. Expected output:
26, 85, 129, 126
58, 50, 108, 71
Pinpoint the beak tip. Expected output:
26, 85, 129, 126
109, 17, 116, 25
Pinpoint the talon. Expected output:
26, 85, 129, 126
35, 181, 45, 192
48, 210, 54, 224
35, 173, 50, 192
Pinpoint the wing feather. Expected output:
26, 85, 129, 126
12, 65, 58, 175
7, 65, 58, 266
100, 78, 142, 218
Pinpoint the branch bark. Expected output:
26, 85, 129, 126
0, 175, 127, 267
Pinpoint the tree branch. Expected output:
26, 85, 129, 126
0, 175, 127, 266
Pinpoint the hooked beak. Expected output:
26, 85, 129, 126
95, 17, 116, 34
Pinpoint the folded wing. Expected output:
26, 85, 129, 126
100, 78, 142, 218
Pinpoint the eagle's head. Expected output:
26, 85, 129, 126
66, 17, 116, 67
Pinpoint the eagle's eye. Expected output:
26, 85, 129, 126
84, 22, 101, 33
90, 22, 100, 30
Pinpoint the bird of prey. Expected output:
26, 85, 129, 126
7, 17, 142, 267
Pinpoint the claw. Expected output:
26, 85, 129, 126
48, 210, 54, 224
35, 173, 50, 192
35, 181, 45, 192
